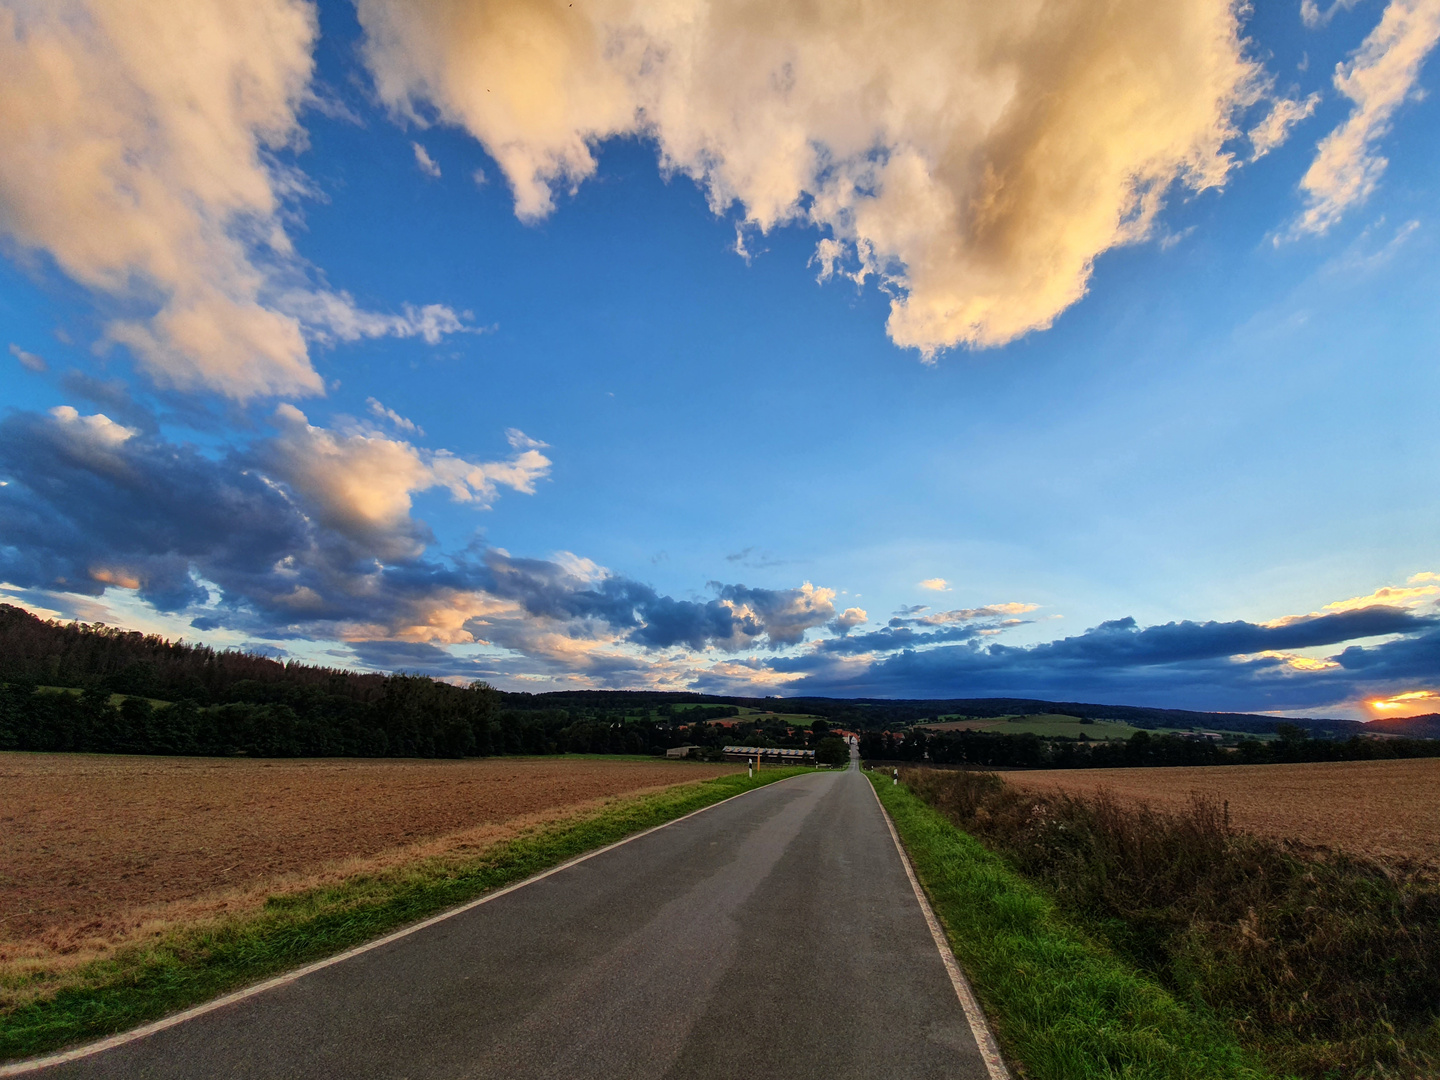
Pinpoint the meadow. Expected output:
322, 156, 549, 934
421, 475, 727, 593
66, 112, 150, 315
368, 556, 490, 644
921, 712, 1272, 741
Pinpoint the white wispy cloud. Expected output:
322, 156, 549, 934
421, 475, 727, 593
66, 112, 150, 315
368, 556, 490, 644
366, 397, 424, 435
412, 141, 442, 177
1248, 92, 1323, 160
1296, 0, 1440, 234
1301, 0, 1365, 30
9, 344, 46, 372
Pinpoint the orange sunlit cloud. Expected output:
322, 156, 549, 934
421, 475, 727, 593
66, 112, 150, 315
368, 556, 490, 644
1239, 649, 1340, 672
1262, 570, 1440, 627
1366, 690, 1440, 718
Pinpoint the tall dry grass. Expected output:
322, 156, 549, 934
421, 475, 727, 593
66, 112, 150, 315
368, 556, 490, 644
904, 767, 1440, 1079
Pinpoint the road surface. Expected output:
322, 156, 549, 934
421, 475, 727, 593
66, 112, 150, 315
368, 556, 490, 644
28, 760, 997, 1079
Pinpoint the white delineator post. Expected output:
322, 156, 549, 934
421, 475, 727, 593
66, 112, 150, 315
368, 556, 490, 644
893, 767, 898, 786
748, 757, 754, 778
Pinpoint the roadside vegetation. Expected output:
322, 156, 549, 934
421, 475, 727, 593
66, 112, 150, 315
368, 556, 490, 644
894, 767, 1440, 1079
871, 773, 1262, 1080
0, 767, 808, 1063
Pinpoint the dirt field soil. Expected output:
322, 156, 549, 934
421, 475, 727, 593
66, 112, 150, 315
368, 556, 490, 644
1004, 758, 1440, 866
0, 754, 739, 967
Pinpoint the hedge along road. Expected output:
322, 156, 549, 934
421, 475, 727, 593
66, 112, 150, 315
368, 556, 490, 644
15, 755, 1003, 1080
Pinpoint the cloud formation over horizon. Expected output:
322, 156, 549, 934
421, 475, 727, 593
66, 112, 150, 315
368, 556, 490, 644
1, 398, 1436, 715
0, 405, 841, 670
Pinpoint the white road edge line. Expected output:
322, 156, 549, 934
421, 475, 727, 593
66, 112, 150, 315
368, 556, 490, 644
1, 771, 806, 1077
869, 777, 1013, 1080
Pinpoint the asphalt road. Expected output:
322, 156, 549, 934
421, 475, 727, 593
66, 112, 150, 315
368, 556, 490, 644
34, 760, 993, 1079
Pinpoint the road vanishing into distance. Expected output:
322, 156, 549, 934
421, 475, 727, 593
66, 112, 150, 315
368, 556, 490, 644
28, 758, 998, 1079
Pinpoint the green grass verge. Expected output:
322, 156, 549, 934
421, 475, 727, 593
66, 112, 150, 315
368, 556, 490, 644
869, 774, 1273, 1080
1, 767, 809, 1063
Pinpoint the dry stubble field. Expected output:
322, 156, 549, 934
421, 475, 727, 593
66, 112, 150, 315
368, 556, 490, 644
1004, 757, 1440, 865
0, 753, 738, 976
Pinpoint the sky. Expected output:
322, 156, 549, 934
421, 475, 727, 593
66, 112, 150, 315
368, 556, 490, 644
1, 0, 1438, 719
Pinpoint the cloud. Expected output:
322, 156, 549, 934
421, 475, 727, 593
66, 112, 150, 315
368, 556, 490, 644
9, 344, 46, 372
0, 406, 836, 670
356, 0, 1266, 356
1248, 92, 1322, 160
0, 0, 466, 400
412, 141, 442, 177
907, 602, 1039, 624
1263, 573, 1440, 625
1296, 0, 1440, 234
828, 606, 868, 635
57, 371, 157, 433
466, 552, 839, 653
274, 291, 471, 348
366, 397, 424, 435
0, 405, 551, 627
1368, 688, 1440, 715
918, 578, 950, 592
814, 621, 989, 656
774, 601, 1440, 712
258, 404, 550, 560
4, 412, 1437, 713
1302, 0, 1365, 30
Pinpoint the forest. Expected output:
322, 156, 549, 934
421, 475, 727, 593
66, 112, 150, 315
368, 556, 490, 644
858, 724, 1440, 768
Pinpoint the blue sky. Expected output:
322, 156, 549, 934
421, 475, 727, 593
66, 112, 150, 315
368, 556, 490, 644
2, 0, 1438, 718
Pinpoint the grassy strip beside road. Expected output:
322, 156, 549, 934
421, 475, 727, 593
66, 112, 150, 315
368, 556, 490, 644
1, 766, 808, 1063
870, 773, 1266, 1080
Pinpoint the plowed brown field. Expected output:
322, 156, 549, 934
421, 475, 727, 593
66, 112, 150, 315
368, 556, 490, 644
0, 754, 737, 969
1004, 758, 1440, 866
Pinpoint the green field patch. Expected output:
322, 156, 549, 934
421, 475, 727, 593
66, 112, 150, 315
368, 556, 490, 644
921, 714, 1275, 743
35, 686, 173, 710
0, 767, 809, 1064
923, 714, 1139, 740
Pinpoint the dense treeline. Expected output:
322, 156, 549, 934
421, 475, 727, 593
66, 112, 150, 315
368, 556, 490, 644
859, 723, 1440, 768
0, 605, 756, 759
0, 681, 766, 760
0, 604, 392, 703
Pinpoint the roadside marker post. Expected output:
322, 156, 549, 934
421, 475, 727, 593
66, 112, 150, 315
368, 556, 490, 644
893, 767, 898, 786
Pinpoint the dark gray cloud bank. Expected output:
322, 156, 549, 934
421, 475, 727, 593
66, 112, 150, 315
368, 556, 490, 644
1, 405, 1435, 711
759, 610, 1440, 712
0, 407, 833, 654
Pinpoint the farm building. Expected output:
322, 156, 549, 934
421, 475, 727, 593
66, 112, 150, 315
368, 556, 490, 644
722, 745, 816, 763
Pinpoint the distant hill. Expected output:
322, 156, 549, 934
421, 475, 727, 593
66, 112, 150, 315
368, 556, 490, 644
0, 603, 1368, 736
1364, 713, 1440, 739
